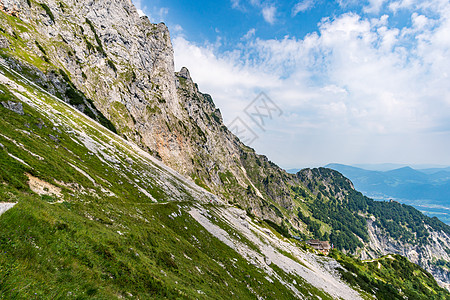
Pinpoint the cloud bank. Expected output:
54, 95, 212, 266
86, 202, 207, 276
173, 0, 450, 167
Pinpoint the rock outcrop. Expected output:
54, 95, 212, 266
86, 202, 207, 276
365, 219, 450, 289
0, 203, 16, 216
1, 100, 23, 114
0, 0, 20, 17
0, 36, 9, 48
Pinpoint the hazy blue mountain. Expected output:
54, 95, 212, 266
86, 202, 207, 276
352, 164, 450, 171
287, 168, 301, 174
352, 163, 408, 171
385, 166, 429, 182
325, 164, 450, 224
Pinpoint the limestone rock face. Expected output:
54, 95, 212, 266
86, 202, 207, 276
365, 220, 450, 289
0, 0, 275, 210
0, 0, 21, 17
1, 0, 183, 159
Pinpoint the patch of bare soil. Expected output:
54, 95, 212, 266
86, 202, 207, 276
26, 173, 62, 198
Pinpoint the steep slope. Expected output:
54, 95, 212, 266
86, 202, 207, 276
1, 0, 449, 291
296, 168, 450, 287
1, 51, 448, 299
0, 60, 366, 299
0, 0, 290, 216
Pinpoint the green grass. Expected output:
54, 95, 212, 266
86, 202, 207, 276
0, 13, 50, 70
330, 250, 449, 300
39, 3, 55, 23
86, 18, 106, 56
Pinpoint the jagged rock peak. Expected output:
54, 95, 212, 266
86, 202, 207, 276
177, 67, 191, 80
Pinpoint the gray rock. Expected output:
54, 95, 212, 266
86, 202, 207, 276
48, 134, 60, 143
178, 67, 191, 79
0, 0, 21, 17
0, 36, 10, 49
0, 203, 16, 217
1, 101, 24, 115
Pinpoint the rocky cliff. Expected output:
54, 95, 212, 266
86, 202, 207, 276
365, 219, 450, 289
0, 0, 261, 205
1, 0, 449, 289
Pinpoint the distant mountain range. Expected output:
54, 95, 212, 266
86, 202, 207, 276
320, 164, 450, 224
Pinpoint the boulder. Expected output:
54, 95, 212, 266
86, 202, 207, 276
1, 101, 24, 115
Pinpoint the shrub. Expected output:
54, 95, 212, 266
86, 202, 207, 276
107, 59, 117, 72
39, 3, 55, 23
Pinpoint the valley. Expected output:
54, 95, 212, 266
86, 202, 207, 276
325, 163, 450, 224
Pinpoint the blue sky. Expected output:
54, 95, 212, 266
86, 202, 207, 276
136, 0, 351, 47
134, 0, 450, 169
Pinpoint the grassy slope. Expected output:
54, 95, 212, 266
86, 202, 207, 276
2, 4, 449, 272
330, 250, 449, 300
0, 63, 327, 299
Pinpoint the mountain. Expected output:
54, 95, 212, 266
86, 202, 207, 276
384, 166, 429, 182
326, 163, 450, 223
0, 51, 447, 300
352, 163, 450, 172
0, 0, 449, 296
353, 163, 409, 171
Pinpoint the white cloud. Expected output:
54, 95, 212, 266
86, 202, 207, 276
137, 9, 146, 17
231, 0, 240, 9
242, 28, 256, 40
388, 0, 415, 12
173, 24, 183, 33
364, 0, 388, 13
231, 1, 278, 24
262, 5, 277, 24
336, 0, 359, 8
173, 36, 280, 123
134, 4, 169, 23
132, 0, 148, 17
250, 0, 262, 6
155, 7, 169, 22
292, 0, 315, 16
411, 13, 429, 29
172, 1, 450, 167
